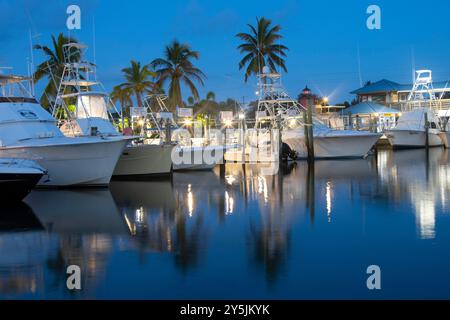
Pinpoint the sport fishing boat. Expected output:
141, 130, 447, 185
0, 158, 44, 202
386, 70, 444, 149
253, 68, 381, 159
53, 43, 174, 178
145, 94, 225, 171
386, 107, 444, 148
0, 74, 127, 186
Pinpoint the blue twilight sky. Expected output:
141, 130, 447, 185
0, 0, 449, 104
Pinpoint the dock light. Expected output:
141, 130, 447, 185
224, 119, 233, 127
238, 113, 245, 120
184, 118, 193, 126
138, 119, 145, 126
323, 97, 329, 103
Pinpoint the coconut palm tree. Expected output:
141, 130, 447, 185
111, 85, 132, 108
119, 60, 156, 108
191, 92, 220, 117
33, 33, 80, 109
236, 17, 288, 81
150, 40, 206, 110
111, 85, 132, 116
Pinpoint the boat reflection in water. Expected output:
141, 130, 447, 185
0, 149, 450, 298
22, 190, 126, 299
110, 173, 218, 271
222, 160, 379, 283
377, 148, 450, 239
220, 163, 299, 283
0, 203, 46, 298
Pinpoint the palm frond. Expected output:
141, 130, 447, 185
152, 40, 205, 107
236, 16, 288, 81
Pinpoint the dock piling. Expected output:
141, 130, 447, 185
276, 115, 283, 163
304, 107, 315, 162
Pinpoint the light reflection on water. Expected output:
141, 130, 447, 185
0, 149, 449, 299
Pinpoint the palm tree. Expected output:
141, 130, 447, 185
111, 85, 132, 118
192, 92, 220, 117
33, 33, 80, 109
236, 17, 288, 81
120, 60, 156, 108
111, 85, 132, 108
150, 40, 206, 110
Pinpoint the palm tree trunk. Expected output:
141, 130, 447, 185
120, 98, 125, 129
170, 79, 183, 111
136, 92, 143, 108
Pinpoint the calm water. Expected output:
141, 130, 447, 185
1, 149, 450, 299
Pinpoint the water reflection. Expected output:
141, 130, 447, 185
111, 177, 209, 271
0, 203, 45, 297
0, 148, 449, 298
377, 149, 450, 239
24, 190, 126, 298
221, 163, 299, 282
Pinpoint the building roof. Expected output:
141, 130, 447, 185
341, 102, 400, 115
350, 79, 409, 95
351, 79, 450, 95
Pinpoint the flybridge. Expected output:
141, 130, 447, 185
52, 42, 124, 137
0, 74, 35, 100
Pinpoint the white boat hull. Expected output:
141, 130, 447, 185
113, 143, 174, 177
0, 138, 127, 187
226, 130, 280, 163
282, 130, 381, 159
172, 146, 223, 171
386, 130, 444, 148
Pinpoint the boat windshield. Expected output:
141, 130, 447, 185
0, 75, 35, 101
76, 94, 110, 119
